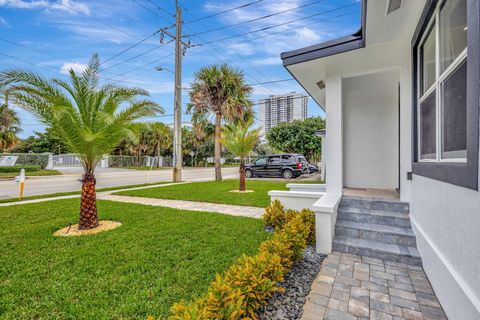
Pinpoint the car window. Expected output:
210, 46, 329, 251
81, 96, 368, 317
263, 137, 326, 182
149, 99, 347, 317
255, 157, 267, 165
298, 157, 307, 163
269, 156, 282, 164
282, 155, 295, 162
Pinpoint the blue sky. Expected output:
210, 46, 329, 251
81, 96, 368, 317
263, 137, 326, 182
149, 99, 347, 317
0, 0, 361, 138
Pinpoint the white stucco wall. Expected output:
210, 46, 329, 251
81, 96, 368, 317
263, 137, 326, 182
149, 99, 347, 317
342, 70, 400, 189
410, 176, 480, 319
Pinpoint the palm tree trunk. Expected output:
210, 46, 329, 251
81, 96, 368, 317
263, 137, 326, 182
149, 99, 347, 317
78, 173, 99, 230
239, 158, 246, 191
214, 114, 222, 181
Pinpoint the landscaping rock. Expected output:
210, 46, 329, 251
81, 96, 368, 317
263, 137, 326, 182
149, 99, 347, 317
257, 246, 326, 320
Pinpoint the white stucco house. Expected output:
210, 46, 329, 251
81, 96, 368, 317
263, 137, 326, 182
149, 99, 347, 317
270, 0, 480, 319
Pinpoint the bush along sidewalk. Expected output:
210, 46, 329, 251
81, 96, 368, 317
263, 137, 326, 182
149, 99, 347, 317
162, 200, 315, 320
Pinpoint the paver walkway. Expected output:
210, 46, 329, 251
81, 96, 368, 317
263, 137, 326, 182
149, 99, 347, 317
99, 194, 264, 218
302, 252, 447, 320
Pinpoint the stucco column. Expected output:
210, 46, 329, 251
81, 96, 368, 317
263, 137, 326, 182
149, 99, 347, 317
325, 75, 343, 195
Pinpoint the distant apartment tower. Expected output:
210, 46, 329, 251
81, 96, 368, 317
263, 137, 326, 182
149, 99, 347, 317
258, 92, 308, 136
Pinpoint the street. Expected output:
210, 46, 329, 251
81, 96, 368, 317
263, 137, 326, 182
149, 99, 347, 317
0, 167, 239, 199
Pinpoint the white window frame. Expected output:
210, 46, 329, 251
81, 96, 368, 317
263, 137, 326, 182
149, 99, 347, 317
417, 0, 468, 163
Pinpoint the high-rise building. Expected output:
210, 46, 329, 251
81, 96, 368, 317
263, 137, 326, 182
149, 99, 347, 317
258, 92, 308, 136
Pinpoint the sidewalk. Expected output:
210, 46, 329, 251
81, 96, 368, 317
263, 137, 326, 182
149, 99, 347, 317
99, 194, 264, 218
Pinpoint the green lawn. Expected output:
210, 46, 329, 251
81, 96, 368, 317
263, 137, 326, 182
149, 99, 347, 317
115, 179, 317, 207
0, 169, 62, 179
0, 199, 268, 319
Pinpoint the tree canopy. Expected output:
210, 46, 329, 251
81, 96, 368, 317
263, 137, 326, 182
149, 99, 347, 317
266, 117, 325, 162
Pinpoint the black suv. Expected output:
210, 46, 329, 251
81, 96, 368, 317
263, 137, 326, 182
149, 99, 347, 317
245, 154, 309, 179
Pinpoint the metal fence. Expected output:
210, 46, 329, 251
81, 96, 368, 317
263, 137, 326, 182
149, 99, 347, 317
52, 154, 82, 167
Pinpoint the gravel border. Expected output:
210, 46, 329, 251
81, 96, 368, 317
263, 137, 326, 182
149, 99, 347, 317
257, 246, 326, 320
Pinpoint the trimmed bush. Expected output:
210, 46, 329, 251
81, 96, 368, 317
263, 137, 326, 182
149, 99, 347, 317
0, 165, 41, 173
165, 202, 315, 320
0, 153, 50, 169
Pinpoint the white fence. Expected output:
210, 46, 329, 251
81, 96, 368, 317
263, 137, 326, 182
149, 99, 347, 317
52, 154, 82, 167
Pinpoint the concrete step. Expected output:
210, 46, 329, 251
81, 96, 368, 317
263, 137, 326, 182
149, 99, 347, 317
335, 219, 417, 247
333, 236, 422, 266
340, 196, 409, 214
337, 206, 411, 228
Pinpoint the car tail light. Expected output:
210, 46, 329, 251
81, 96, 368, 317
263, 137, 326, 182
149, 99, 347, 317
296, 162, 302, 169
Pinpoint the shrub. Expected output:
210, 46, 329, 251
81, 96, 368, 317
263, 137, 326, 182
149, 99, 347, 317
165, 202, 315, 320
0, 165, 41, 173
263, 200, 315, 244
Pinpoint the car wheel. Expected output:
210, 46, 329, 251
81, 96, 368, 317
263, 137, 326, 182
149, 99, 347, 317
245, 169, 253, 178
282, 170, 293, 179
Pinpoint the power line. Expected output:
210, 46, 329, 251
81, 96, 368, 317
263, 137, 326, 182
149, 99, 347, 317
56, 1, 143, 41
185, 0, 264, 24
101, 30, 162, 64
144, 0, 175, 17
198, 3, 358, 45
130, 0, 173, 24
186, 0, 327, 37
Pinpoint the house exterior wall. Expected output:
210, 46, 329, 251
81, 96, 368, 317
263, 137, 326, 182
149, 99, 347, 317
342, 70, 400, 189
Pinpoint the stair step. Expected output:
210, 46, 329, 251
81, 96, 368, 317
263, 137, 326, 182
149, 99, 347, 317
340, 196, 409, 214
333, 236, 422, 266
335, 220, 417, 246
337, 207, 411, 228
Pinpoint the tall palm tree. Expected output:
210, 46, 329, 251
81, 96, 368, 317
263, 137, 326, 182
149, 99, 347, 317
0, 103, 21, 152
189, 64, 252, 181
149, 122, 172, 167
0, 54, 163, 230
220, 118, 260, 191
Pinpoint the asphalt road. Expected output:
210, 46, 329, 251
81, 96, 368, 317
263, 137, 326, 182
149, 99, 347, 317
0, 166, 239, 199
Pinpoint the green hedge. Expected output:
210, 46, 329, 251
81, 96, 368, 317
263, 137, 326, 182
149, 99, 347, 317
0, 153, 50, 169
164, 201, 315, 320
0, 165, 41, 173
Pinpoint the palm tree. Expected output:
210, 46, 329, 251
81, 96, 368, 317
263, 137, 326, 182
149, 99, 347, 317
189, 64, 252, 181
0, 54, 163, 230
149, 122, 172, 167
220, 119, 260, 191
0, 103, 21, 152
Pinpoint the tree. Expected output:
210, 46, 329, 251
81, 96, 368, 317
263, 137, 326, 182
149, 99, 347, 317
148, 122, 172, 167
0, 103, 21, 152
266, 117, 325, 163
14, 127, 68, 154
0, 54, 163, 230
221, 119, 260, 191
188, 64, 252, 181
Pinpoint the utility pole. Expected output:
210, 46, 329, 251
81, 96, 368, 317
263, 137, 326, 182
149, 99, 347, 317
157, 1, 193, 182
172, 0, 182, 182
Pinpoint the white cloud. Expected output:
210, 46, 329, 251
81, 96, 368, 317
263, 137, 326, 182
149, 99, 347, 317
60, 62, 87, 74
0, 0, 90, 15
295, 27, 321, 42
251, 57, 281, 66
0, 16, 10, 28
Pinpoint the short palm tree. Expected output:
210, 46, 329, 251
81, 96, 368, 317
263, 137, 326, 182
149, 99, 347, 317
0, 103, 21, 152
0, 54, 163, 229
221, 118, 260, 191
189, 64, 252, 181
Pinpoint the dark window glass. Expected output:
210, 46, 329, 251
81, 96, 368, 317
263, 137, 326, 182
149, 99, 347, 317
440, 0, 467, 72
420, 24, 436, 94
269, 156, 281, 164
255, 157, 267, 165
282, 155, 295, 161
420, 91, 437, 159
441, 60, 467, 158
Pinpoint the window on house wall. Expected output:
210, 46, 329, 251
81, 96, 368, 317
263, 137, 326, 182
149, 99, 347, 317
417, 0, 467, 162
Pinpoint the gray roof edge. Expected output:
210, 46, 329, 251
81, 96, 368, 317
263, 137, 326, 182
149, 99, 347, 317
280, 0, 367, 67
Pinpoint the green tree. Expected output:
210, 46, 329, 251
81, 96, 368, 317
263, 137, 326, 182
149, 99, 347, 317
148, 122, 172, 167
266, 117, 325, 163
188, 64, 252, 181
14, 127, 68, 154
0, 103, 21, 152
221, 119, 260, 191
1, 54, 163, 230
